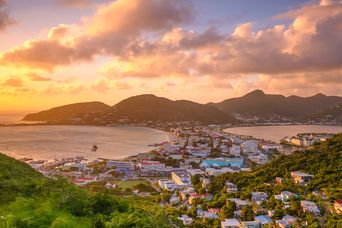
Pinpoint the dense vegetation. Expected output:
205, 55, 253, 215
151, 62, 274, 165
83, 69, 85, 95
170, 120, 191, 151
207, 134, 342, 199
0, 155, 174, 227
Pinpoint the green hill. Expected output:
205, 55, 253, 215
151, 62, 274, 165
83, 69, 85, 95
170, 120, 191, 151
210, 90, 342, 121
0, 153, 175, 227
23, 101, 111, 122
109, 94, 239, 124
209, 134, 342, 199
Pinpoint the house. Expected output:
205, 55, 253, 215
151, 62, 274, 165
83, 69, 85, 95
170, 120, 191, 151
334, 199, 342, 215
106, 161, 134, 174
241, 221, 261, 228
139, 160, 166, 171
72, 177, 97, 186
252, 192, 268, 202
301, 200, 320, 215
200, 211, 219, 219
230, 145, 241, 156
178, 215, 193, 225
275, 177, 285, 184
158, 179, 176, 191
275, 220, 290, 228
255, 215, 272, 225
274, 191, 299, 202
291, 137, 303, 146
228, 198, 252, 210
201, 178, 211, 188
171, 171, 191, 188
208, 208, 220, 214
189, 193, 213, 204
226, 182, 238, 193
170, 196, 180, 205
221, 218, 241, 228
241, 140, 259, 155
105, 182, 117, 189
282, 215, 297, 225
107, 160, 134, 169
291, 171, 313, 185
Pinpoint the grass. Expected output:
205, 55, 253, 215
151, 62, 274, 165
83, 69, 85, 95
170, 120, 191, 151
113, 180, 149, 190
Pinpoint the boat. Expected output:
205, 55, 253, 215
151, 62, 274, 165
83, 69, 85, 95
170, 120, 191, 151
91, 144, 98, 152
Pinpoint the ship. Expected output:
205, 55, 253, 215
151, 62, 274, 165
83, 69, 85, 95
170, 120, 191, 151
91, 144, 98, 152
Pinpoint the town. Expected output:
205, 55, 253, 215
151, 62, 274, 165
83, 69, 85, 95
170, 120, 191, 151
23, 124, 340, 227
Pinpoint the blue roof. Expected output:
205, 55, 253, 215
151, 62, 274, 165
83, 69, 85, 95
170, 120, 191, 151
255, 215, 272, 224
201, 159, 243, 168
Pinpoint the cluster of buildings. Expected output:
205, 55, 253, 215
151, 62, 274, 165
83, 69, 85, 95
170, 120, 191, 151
285, 133, 333, 147
20, 124, 341, 227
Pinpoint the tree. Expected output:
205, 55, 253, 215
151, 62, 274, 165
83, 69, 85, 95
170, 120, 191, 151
273, 206, 285, 220
92, 193, 119, 216
241, 205, 254, 221
219, 202, 236, 219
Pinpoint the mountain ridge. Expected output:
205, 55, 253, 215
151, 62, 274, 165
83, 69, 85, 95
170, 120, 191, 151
22, 91, 342, 124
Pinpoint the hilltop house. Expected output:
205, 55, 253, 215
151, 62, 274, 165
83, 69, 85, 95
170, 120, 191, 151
291, 171, 313, 185
301, 200, 320, 215
226, 182, 238, 193
252, 192, 268, 203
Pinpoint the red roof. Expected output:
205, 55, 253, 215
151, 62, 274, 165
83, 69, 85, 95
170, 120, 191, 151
208, 208, 220, 213
335, 199, 342, 204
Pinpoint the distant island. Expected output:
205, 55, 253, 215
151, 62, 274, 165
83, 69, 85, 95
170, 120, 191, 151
22, 90, 342, 126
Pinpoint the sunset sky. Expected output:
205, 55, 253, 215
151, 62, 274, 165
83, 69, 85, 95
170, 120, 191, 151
0, 0, 341, 113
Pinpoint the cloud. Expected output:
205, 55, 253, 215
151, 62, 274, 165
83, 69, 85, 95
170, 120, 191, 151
27, 73, 52, 82
0, 0, 193, 70
1, 78, 24, 87
0, 0, 14, 31
56, 0, 95, 8
0, 0, 342, 96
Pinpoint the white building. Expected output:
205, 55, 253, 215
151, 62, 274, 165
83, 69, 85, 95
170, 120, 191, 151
301, 200, 320, 215
158, 179, 176, 191
139, 160, 166, 171
221, 218, 241, 228
171, 171, 191, 188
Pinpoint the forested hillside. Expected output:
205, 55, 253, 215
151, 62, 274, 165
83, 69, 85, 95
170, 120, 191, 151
0, 154, 174, 227
208, 134, 342, 199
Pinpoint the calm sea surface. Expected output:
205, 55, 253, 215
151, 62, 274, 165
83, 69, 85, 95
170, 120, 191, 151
0, 125, 167, 160
224, 125, 342, 142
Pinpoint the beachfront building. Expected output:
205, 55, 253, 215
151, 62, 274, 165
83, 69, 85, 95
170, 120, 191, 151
106, 160, 134, 169
138, 160, 166, 171
291, 171, 314, 185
